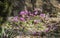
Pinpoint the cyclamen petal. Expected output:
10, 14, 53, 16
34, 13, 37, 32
20, 11, 26, 15
25, 10, 28, 14
19, 10, 29, 15
34, 11, 38, 15
20, 17, 25, 21
40, 14, 45, 18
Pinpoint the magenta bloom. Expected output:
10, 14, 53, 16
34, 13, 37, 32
20, 17, 25, 21
19, 10, 28, 15
20, 11, 25, 15
40, 14, 45, 18
25, 10, 28, 14
34, 11, 38, 15
13, 16, 18, 22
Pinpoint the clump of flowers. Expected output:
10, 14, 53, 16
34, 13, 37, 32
5, 8, 58, 36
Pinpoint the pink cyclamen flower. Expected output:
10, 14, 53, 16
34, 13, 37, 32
20, 17, 25, 21
20, 11, 26, 15
40, 13, 45, 18
34, 11, 38, 15
13, 16, 18, 22
25, 10, 28, 14
19, 10, 28, 15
